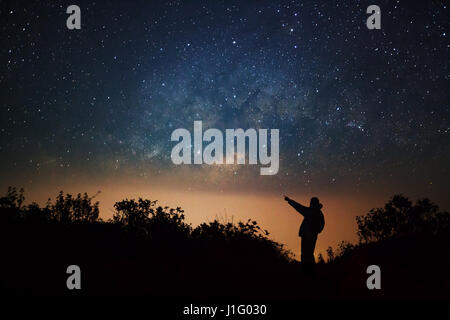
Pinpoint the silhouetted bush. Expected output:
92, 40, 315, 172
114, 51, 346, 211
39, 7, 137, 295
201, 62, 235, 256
0, 187, 25, 222
322, 194, 450, 263
192, 218, 269, 240
192, 219, 292, 262
356, 194, 449, 243
112, 198, 192, 240
2, 188, 448, 299
327, 241, 356, 262
0, 187, 295, 297
326, 246, 335, 262
50, 191, 100, 223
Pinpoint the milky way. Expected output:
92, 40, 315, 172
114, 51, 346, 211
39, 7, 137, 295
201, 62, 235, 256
0, 0, 449, 197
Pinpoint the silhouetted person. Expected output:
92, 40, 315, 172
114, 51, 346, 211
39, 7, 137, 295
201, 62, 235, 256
284, 196, 325, 273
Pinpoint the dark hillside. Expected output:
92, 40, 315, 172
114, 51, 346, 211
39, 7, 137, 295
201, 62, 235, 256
1, 188, 448, 299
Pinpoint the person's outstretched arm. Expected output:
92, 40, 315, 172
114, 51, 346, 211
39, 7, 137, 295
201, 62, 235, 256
284, 196, 310, 217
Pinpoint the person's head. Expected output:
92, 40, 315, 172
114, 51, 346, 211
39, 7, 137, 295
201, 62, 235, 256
310, 197, 323, 210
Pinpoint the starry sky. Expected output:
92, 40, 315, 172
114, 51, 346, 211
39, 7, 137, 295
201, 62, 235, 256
1, 0, 449, 256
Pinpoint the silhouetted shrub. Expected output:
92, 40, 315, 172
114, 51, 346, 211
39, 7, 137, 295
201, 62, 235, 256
0, 187, 24, 209
326, 246, 335, 262
1, 187, 449, 299
336, 241, 356, 259
0, 188, 100, 224
356, 194, 449, 243
324, 195, 450, 262
192, 218, 269, 240
50, 191, 100, 223
112, 198, 192, 239
0, 187, 25, 222
113, 198, 157, 226
191, 218, 291, 260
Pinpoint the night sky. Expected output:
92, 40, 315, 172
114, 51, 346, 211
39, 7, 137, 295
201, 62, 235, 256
0, 1, 449, 255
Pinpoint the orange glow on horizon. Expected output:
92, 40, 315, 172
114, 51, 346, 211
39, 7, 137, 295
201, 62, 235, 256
20, 181, 390, 260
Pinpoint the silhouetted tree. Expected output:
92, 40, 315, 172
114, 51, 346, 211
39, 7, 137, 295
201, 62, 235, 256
0, 188, 100, 224
22, 202, 52, 223
191, 218, 292, 263
192, 219, 270, 240
0, 187, 25, 222
326, 246, 334, 262
51, 191, 100, 223
113, 198, 156, 227
112, 198, 191, 239
336, 240, 356, 258
356, 194, 449, 243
